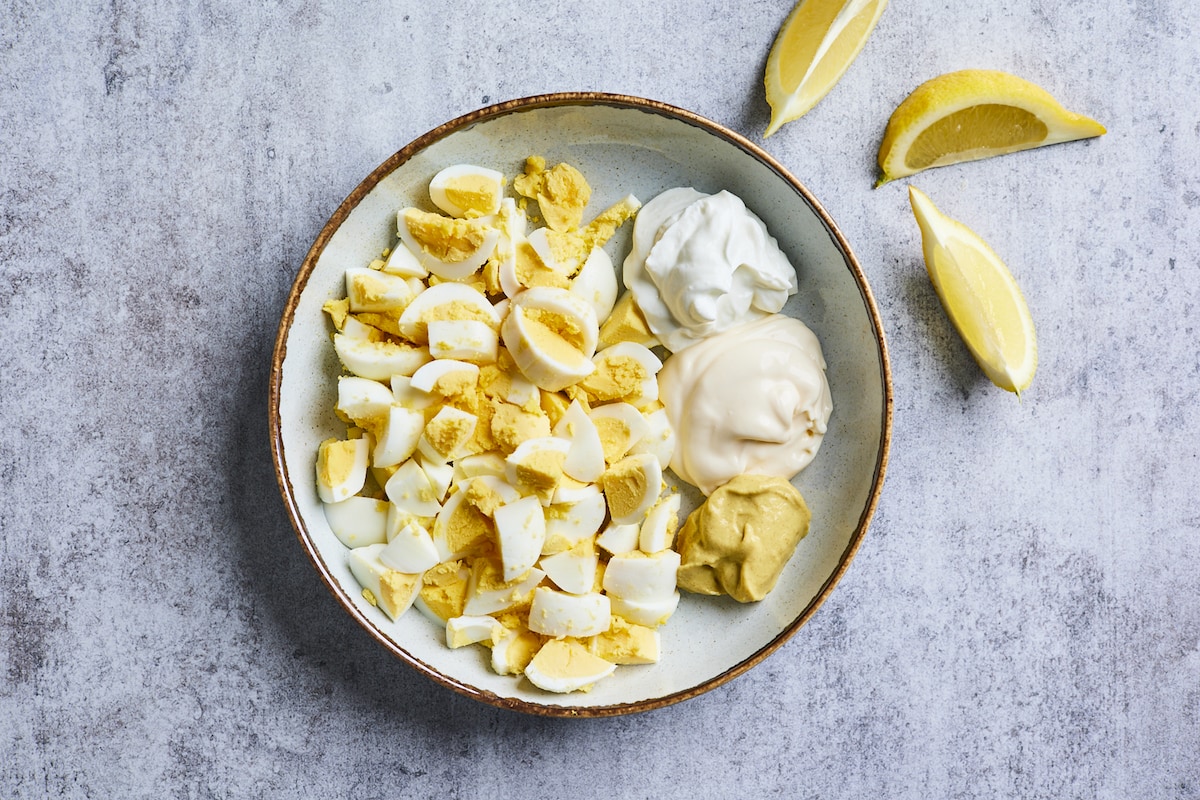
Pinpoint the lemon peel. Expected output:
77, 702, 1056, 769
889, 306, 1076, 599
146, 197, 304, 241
878, 70, 1105, 185
764, 0, 889, 137
908, 186, 1037, 396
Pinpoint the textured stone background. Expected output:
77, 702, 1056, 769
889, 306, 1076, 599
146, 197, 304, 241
3, 1, 1198, 797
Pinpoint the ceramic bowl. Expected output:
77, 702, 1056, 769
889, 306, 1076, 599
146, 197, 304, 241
269, 93, 891, 716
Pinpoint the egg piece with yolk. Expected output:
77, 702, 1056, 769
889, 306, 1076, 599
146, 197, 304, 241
587, 402, 651, 464
345, 267, 414, 313
398, 208, 501, 280
397, 282, 500, 345
408, 358, 481, 393
504, 436, 570, 505
599, 453, 662, 525
463, 561, 545, 616
334, 334, 432, 381
347, 543, 424, 621
428, 164, 505, 219
335, 376, 394, 426
524, 639, 616, 694
501, 288, 599, 391
445, 615, 503, 649
542, 487, 608, 554
579, 341, 662, 405
316, 437, 369, 503
417, 405, 478, 463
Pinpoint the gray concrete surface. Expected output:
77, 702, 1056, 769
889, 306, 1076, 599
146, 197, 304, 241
2, 1, 1198, 797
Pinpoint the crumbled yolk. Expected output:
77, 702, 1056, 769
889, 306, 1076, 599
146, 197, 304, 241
424, 412, 475, 459
323, 298, 350, 330
514, 157, 592, 232
489, 401, 551, 454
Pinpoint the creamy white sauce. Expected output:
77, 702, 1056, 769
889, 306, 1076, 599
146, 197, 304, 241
658, 315, 832, 495
622, 188, 797, 352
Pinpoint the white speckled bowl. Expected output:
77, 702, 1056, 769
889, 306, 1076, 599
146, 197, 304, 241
269, 93, 892, 716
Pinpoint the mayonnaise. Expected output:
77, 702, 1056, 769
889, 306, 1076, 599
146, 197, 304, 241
658, 314, 832, 495
622, 188, 797, 352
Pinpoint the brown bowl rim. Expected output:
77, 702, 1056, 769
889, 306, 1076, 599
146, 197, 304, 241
268, 91, 893, 718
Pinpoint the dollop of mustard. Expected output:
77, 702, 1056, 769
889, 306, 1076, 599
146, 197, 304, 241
675, 474, 811, 602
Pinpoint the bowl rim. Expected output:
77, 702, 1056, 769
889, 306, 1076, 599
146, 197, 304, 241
268, 91, 893, 717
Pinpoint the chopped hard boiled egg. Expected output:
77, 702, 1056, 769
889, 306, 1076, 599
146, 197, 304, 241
428, 164, 505, 219
524, 639, 616, 694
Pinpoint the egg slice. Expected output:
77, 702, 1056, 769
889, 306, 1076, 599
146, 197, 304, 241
595, 522, 640, 555
501, 288, 599, 391
408, 358, 480, 393
347, 543, 424, 621
528, 587, 611, 638
599, 453, 662, 525
334, 334, 431, 381
609, 591, 680, 628
416, 406, 477, 463
335, 376, 394, 425
490, 626, 543, 676
383, 459, 443, 518
543, 487, 608, 554
602, 550, 680, 603
381, 241, 428, 279
463, 562, 545, 616
345, 268, 414, 313
316, 437, 369, 503
379, 517, 439, 574
397, 282, 500, 345
569, 246, 618, 323
445, 615, 504, 649
628, 407, 676, 467
588, 402, 651, 464
639, 492, 681, 554
398, 208, 501, 280
427, 319, 499, 364
588, 617, 660, 665
493, 495, 546, 581
552, 399, 605, 483
505, 436, 570, 505
540, 538, 599, 595
322, 495, 388, 548
373, 405, 425, 468
524, 639, 616, 694
428, 164, 505, 218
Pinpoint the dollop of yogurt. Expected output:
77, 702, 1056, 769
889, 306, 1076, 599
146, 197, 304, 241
658, 314, 832, 495
623, 188, 798, 352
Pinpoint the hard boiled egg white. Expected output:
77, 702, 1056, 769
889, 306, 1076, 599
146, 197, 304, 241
322, 495, 388, 548
528, 586, 611, 638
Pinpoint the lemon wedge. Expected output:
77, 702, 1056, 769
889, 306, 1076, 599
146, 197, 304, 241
764, 0, 889, 137
878, 70, 1105, 184
908, 186, 1037, 395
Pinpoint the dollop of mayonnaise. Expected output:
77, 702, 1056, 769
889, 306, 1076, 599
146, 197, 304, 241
658, 314, 832, 495
623, 188, 798, 353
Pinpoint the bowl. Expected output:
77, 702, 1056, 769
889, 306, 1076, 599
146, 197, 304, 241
269, 93, 892, 716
